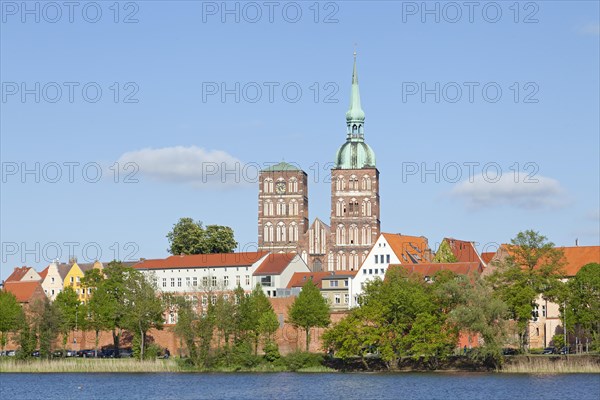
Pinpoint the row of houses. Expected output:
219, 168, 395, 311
3, 233, 598, 350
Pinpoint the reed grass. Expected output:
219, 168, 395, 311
501, 356, 600, 374
0, 358, 181, 373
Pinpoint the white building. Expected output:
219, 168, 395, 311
133, 251, 309, 298
349, 233, 431, 307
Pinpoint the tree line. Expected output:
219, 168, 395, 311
322, 230, 600, 369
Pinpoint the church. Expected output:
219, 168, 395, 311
257, 54, 381, 272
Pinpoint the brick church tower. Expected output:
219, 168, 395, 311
329, 53, 380, 271
257, 163, 309, 254
256, 53, 380, 273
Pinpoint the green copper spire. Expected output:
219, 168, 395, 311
335, 52, 376, 170
345, 51, 366, 132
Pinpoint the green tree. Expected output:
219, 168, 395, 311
54, 286, 80, 356
123, 271, 165, 360
450, 278, 512, 369
92, 261, 133, 356
249, 285, 279, 354
36, 300, 61, 359
487, 230, 565, 351
0, 291, 24, 352
167, 217, 238, 255
288, 280, 330, 352
566, 263, 600, 350
432, 240, 458, 263
322, 312, 376, 369
203, 225, 238, 254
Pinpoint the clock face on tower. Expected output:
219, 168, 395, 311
275, 182, 286, 194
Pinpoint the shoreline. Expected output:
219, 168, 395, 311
1, 355, 599, 374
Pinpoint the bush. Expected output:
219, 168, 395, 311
213, 341, 261, 370
263, 341, 280, 363
283, 351, 324, 371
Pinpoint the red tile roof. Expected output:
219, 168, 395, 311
5, 267, 31, 282
287, 272, 333, 289
38, 266, 49, 280
559, 246, 599, 276
382, 233, 430, 264
133, 252, 269, 270
254, 253, 297, 276
3, 281, 46, 303
390, 262, 484, 277
481, 252, 495, 264
486, 245, 599, 277
443, 238, 484, 263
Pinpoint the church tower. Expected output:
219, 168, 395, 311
329, 53, 381, 271
258, 162, 309, 254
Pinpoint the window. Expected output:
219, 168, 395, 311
76, 277, 80, 283
186, 277, 191, 287
374, 255, 378, 264
162, 278, 167, 288
369, 269, 373, 275
88, 288, 92, 294
177, 278, 182, 287
261, 276, 273, 287
202, 296, 208, 306
542, 305, 546, 317
334, 294, 341, 304
264, 222, 273, 242
386, 254, 390, 263
202, 277, 208, 287
224, 276, 229, 287
211, 276, 217, 287
211, 295, 217, 305
51, 289, 55, 295
171, 278, 175, 287
245, 275, 250, 285
193, 277, 198, 287
51, 277, 55, 283
264, 178, 273, 193
330, 280, 339, 287
70, 277, 74, 283
344, 279, 349, 287
236, 275, 241, 286
344, 294, 349, 304
276, 222, 286, 242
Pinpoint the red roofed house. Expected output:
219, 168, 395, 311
485, 244, 599, 349
349, 233, 432, 307
252, 253, 310, 298
5, 266, 42, 283
3, 281, 46, 306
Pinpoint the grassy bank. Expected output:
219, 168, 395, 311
2, 355, 598, 374
501, 355, 600, 374
0, 358, 182, 373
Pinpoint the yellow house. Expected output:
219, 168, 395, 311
63, 260, 104, 302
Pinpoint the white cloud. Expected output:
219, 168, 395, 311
450, 174, 569, 210
118, 146, 251, 189
578, 23, 600, 36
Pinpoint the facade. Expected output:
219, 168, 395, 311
39, 261, 70, 301
4, 266, 42, 283
349, 233, 431, 307
321, 272, 357, 311
256, 54, 380, 273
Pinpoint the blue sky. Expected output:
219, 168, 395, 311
1, 1, 599, 278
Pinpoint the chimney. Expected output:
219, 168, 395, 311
575, 239, 579, 246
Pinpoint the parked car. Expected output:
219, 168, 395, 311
100, 348, 116, 358
502, 348, 519, 355
6, 350, 16, 357
559, 346, 574, 355
77, 349, 97, 358
542, 347, 557, 355
31, 350, 40, 357
53, 350, 77, 358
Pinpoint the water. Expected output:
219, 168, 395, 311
1, 373, 599, 400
